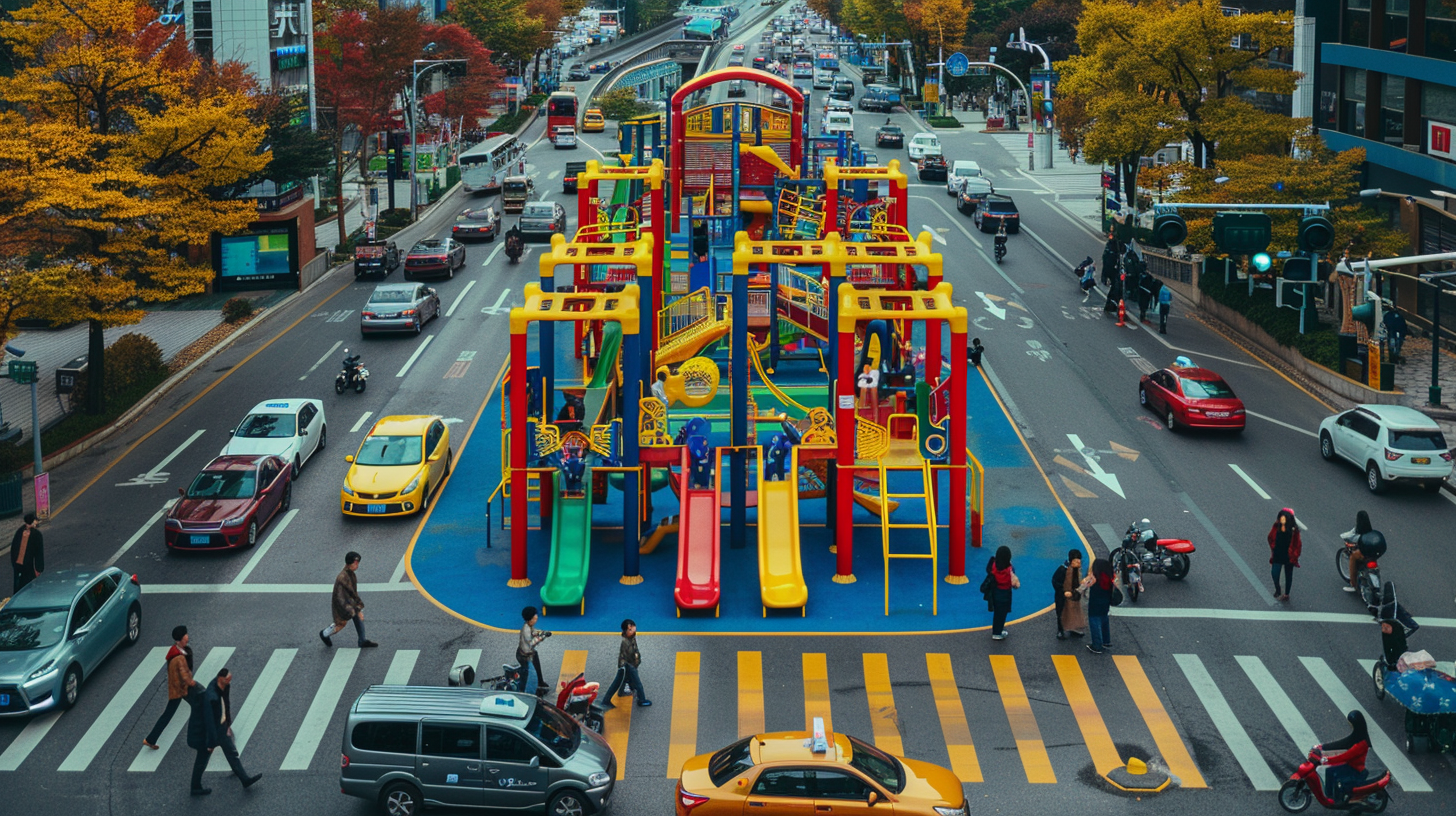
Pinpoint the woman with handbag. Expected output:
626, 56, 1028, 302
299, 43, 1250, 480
986, 546, 1020, 641
1085, 558, 1117, 654
1053, 550, 1086, 639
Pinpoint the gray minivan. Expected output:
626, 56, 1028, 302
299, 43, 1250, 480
341, 686, 615, 816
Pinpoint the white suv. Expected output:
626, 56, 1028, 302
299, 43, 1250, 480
1318, 405, 1453, 493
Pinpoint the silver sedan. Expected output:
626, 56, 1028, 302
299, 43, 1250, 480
360, 283, 441, 336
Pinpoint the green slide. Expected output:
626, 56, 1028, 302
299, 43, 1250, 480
585, 321, 623, 389
540, 469, 594, 610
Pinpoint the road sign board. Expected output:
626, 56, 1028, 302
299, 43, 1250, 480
7, 360, 37, 384
946, 52, 969, 77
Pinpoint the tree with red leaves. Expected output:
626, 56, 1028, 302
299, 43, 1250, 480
420, 23, 503, 139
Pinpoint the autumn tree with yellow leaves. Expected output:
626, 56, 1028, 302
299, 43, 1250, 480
0, 0, 267, 414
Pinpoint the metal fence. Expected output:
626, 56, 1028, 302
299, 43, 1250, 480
1143, 249, 1199, 285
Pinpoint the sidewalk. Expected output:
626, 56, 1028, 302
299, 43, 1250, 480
1390, 336, 1456, 437
313, 177, 415, 252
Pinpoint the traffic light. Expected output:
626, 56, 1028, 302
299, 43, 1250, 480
1251, 252, 1273, 272
1281, 257, 1314, 282
1298, 215, 1335, 253
1351, 301, 1376, 331
1152, 213, 1188, 247
1213, 211, 1272, 255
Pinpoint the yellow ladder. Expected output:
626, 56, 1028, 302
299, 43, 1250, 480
499, 428, 544, 518
876, 458, 938, 616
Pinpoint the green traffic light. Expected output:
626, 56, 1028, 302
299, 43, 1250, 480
1251, 252, 1272, 272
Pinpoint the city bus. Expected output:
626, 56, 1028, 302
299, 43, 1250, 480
597, 9, 619, 38
546, 92, 579, 142
814, 51, 839, 72
459, 134, 525, 195
683, 16, 727, 41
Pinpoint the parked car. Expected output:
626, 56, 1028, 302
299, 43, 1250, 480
404, 238, 467, 280
973, 194, 1020, 233
874, 124, 904, 148
1139, 363, 1247, 432
1319, 405, 1454, 493
519, 202, 568, 240
452, 206, 502, 241
165, 455, 292, 551
361, 283, 441, 336
955, 176, 996, 214
917, 154, 948, 181
352, 240, 399, 278
906, 133, 942, 161
0, 568, 142, 715
220, 399, 327, 478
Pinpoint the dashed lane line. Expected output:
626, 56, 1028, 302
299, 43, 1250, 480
232, 508, 299, 584
445, 279, 477, 317
1246, 410, 1318, 437
105, 504, 169, 567
300, 340, 343, 380
350, 411, 373, 433
1227, 464, 1271, 500
394, 334, 434, 378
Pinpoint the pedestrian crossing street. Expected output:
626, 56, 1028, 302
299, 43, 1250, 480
0, 644, 1439, 794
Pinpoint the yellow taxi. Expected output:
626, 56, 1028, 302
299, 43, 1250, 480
340, 415, 452, 517
582, 108, 606, 132
676, 722, 968, 816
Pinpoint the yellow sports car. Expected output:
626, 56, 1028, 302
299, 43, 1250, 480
340, 415, 452, 517
676, 727, 968, 816
582, 108, 606, 132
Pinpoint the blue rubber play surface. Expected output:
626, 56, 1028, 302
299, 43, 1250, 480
407, 363, 1080, 634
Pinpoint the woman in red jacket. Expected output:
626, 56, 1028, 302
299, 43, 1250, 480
1267, 507, 1302, 602
1319, 711, 1371, 804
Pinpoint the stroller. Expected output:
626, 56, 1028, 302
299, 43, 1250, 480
1370, 582, 1456, 753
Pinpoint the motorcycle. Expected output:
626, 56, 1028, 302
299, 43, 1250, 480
994, 234, 1007, 264
504, 229, 524, 264
334, 351, 368, 394
1075, 256, 1097, 294
555, 672, 606, 734
1109, 518, 1195, 603
1338, 531, 1386, 611
1277, 746, 1392, 813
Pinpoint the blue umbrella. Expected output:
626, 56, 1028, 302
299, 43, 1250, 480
1385, 668, 1456, 714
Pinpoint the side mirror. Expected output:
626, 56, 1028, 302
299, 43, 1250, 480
178, 488, 186, 496
428, 453, 442, 462
345, 455, 354, 463
299, 429, 308, 436
227, 429, 235, 436
529, 755, 540, 769
867, 791, 878, 806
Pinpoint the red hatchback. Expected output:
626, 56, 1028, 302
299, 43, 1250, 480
1139, 365, 1246, 431
164, 455, 292, 551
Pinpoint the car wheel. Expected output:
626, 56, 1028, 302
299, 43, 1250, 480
548, 790, 589, 816
1138, 386, 1148, 407
124, 603, 142, 646
418, 480, 431, 512
413, 317, 422, 336
1165, 409, 1177, 432
1320, 432, 1335, 461
380, 782, 421, 816
318, 424, 327, 451
245, 519, 258, 548
1366, 462, 1386, 493
281, 481, 292, 512
292, 455, 301, 479
61, 665, 81, 710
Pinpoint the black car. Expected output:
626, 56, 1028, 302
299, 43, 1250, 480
563, 161, 588, 194
567, 64, 590, 81
859, 93, 893, 113
974, 194, 1021, 233
352, 240, 399, 278
917, 154, 948, 181
728, 80, 747, 98
452, 206, 502, 242
519, 202, 567, 240
874, 125, 904, 148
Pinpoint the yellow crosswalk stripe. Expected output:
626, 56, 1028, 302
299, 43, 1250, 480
737, 651, 765, 738
556, 650, 588, 692
1113, 655, 1206, 788
989, 655, 1056, 783
803, 653, 832, 733
925, 654, 982, 783
861, 654, 903, 755
667, 652, 701, 778
1051, 655, 1123, 777
602, 658, 632, 780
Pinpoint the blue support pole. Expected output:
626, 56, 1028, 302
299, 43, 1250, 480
621, 327, 643, 576
731, 246, 749, 550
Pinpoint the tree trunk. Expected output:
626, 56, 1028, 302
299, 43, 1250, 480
85, 318, 105, 415
335, 135, 347, 251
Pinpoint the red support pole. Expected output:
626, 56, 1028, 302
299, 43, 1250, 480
577, 173, 592, 232
947, 328, 969, 582
509, 329, 530, 587
926, 274, 943, 380
650, 179, 664, 353
834, 324, 856, 582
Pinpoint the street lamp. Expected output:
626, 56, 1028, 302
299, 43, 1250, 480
408, 49, 469, 222
4, 343, 41, 476
1420, 270, 1456, 406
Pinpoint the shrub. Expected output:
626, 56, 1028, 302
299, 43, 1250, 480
598, 87, 651, 121
1199, 265, 1341, 369
222, 297, 254, 323
66, 333, 168, 412
926, 116, 963, 128
378, 208, 413, 228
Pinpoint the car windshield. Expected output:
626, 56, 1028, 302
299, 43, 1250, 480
847, 735, 905, 793
236, 413, 295, 438
0, 607, 68, 651
460, 210, 494, 222
707, 737, 756, 786
411, 241, 444, 254
523, 204, 554, 217
504, 181, 528, 192
1390, 429, 1448, 451
525, 703, 580, 758
355, 435, 422, 466
370, 290, 415, 304
186, 469, 257, 499
880, 126, 901, 134
1180, 378, 1235, 399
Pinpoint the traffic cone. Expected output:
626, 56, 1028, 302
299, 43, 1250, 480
1116, 298, 1126, 328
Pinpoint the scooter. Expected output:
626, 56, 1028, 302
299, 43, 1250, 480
1278, 746, 1392, 813
1108, 518, 1195, 603
555, 672, 606, 733
334, 351, 368, 394
994, 235, 1007, 264
504, 229, 524, 265
1338, 531, 1386, 611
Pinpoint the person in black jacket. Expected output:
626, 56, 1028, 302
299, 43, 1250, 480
1051, 550, 1084, 640
186, 668, 261, 795
11, 512, 43, 594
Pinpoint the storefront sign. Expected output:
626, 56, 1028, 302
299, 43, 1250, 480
1430, 120, 1455, 161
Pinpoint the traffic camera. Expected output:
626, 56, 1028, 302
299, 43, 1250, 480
1152, 213, 1188, 247
1297, 215, 1335, 253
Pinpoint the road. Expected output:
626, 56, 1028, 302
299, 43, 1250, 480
4, 3, 1454, 814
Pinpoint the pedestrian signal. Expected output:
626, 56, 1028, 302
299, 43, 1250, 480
1251, 252, 1273, 272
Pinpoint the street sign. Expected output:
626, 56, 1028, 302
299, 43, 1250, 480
34, 472, 50, 519
7, 360, 37, 384
945, 52, 969, 77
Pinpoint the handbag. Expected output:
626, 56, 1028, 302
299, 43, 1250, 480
1109, 586, 1124, 607
979, 573, 995, 594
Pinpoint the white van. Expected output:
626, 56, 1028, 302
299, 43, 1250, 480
823, 111, 854, 136
948, 160, 983, 195
907, 133, 942, 161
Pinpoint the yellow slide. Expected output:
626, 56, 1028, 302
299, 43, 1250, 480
757, 448, 807, 614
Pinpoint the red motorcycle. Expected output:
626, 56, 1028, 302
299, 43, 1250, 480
1278, 746, 1391, 813
556, 672, 606, 734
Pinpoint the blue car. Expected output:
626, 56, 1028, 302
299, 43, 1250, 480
0, 567, 142, 716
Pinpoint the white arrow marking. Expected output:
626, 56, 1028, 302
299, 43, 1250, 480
920, 225, 947, 245
481, 289, 512, 315
117, 429, 205, 487
1066, 433, 1124, 498
975, 291, 1005, 319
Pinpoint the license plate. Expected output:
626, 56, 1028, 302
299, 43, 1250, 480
368, 504, 387, 514
0, 694, 9, 706
1413, 457, 1430, 465
190, 535, 211, 545
1207, 411, 1229, 418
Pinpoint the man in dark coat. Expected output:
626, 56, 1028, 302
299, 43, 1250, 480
320, 551, 376, 648
12, 512, 44, 594
186, 668, 260, 795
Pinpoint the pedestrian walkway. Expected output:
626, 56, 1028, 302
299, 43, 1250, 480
1390, 336, 1456, 433
0, 642, 1441, 794
312, 178, 416, 253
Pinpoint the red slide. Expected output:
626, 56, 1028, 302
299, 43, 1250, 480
674, 447, 722, 615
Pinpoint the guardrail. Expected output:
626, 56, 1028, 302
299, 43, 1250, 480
298, 250, 333, 292
590, 39, 712, 106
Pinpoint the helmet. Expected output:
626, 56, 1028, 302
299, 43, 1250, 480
1359, 531, 1387, 559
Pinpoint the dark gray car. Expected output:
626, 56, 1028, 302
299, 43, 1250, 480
341, 686, 615, 816
361, 283, 441, 337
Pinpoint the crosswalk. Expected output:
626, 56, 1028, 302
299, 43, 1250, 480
0, 645, 1439, 793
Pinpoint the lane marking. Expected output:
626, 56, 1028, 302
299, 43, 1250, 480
129, 645, 235, 772
802, 652, 832, 733
1115, 606, 1456, 626
280, 647, 359, 770
58, 647, 169, 771
908, 195, 1026, 295
548, 170, 562, 180
1247, 410, 1318, 437
1066, 433, 1124, 498
453, 649, 483, 680
990, 655, 1056, 783
394, 334, 434, 378
383, 649, 418, 685
212, 647, 296, 769
232, 508, 299, 584
445, 279, 477, 317
737, 651, 765, 739
666, 651, 701, 778
389, 549, 410, 584
1174, 653, 1281, 791
105, 504, 169, 566
0, 711, 62, 771
1113, 655, 1207, 788
482, 241, 505, 267
862, 653, 904, 755
350, 411, 374, 433
925, 653, 982, 782
602, 670, 633, 779
1300, 656, 1431, 792
1051, 655, 1123, 776
1228, 463, 1271, 500
300, 340, 343, 380
1237, 655, 1320, 752
557, 649, 587, 694
116, 428, 206, 487
1178, 490, 1277, 606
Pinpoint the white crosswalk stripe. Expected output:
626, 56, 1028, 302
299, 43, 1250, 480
1175, 653, 1281, 791
129, 646, 235, 772
1301, 656, 1432, 792
280, 648, 358, 771
209, 648, 296, 772
58, 646, 169, 772
384, 650, 420, 686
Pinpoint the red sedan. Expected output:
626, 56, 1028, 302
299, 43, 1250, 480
164, 455, 292, 551
1139, 365, 1246, 432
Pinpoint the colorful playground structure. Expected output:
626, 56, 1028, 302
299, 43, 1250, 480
500, 68, 984, 619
